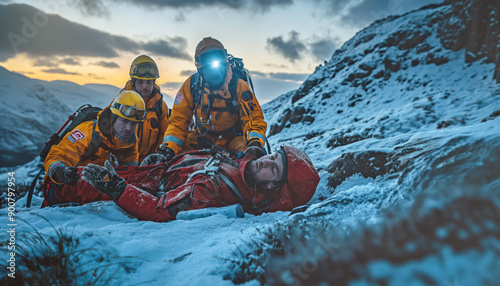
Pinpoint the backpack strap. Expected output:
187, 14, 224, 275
143, 89, 164, 130
190, 73, 207, 135
192, 72, 239, 115
190, 73, 201, 105
152, 88, 163, 120
226, 76, 239, 115
79, 120, 103, 163
182, 153, 245, 205
155, 92, 163, 119
26, 167, 45, 208
228, 74, 238, 99
191, 72, 242, 139
191, 72, 238, 113
79, 120, 135, 164
218, 169, 245, 205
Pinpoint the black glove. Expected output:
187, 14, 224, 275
157, 146, 175, 161
53, 166, 79, 185
140, 153, 167, 166
244, 142, 266, 158
81, 161, 126, 200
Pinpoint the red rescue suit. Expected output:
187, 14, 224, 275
49, 147, 320, 222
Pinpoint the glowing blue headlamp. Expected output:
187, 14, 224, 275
196, 49, 227, 69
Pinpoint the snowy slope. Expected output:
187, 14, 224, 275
264, 3, 499, 176
0, 66, 119, 167
244, 0, 500, 284
1, 0, 500, 285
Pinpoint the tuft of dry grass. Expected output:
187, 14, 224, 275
1, 215, 138, 286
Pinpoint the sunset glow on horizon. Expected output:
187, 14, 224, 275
1, 0, 442, 103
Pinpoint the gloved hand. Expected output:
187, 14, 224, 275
244, 142, 266, 158
140, 153, 167, 166
81, 161, 126, 201
157, 146, 175, 162
53, 166, 79, 185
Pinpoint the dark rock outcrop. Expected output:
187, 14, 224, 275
326, 151, 390, 189
268, 107, 316, 136
291, 78, 320, 104
440, 0, 500, 82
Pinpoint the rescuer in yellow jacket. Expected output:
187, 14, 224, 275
42, 91, 146, 206
122, 55, 169, 163
155, 37, 267, 162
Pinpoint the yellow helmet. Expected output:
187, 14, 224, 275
129, 55, 159, 80
110, 91, 147, 122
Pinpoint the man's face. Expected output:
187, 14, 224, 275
249, 152, 284, 184
134, 79, 154, 99
113, 117, 138, 139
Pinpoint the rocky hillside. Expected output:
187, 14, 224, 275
264, 0, 499, 177
231, 0, 500, 284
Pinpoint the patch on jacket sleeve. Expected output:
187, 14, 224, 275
68, 129, 86, 143
174, 91, 183, 105
241, 91, 253, 101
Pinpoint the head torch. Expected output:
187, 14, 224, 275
196, 49, 228, 69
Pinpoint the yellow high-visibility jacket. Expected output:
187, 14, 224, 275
44, 108, 139, 184
123, 81, 169, 162
162, 68, 267, 155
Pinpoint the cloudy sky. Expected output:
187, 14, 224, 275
0, 0, 441, 104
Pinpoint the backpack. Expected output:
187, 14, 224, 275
27, 104, 102, 207
189, 54, 255, 113
189, 54, 255, 134
228, 54, 255, 94
188, 55, 271, 154
148, 88, 165, 124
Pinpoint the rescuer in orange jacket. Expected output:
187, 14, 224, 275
122, 55, 169, 163
154, 37, 267, 163
58, 146, 320, 222
42, 91, 147, 206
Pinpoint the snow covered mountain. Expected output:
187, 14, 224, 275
0, 67, 119, 167
1, 0, 499, 285
264, 0, 499, 173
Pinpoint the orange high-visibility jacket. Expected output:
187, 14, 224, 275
123, 81, 169, 162
44, 108, 139, 184
162, 70, 267, 154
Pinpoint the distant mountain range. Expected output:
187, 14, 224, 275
0, 66, 119, 167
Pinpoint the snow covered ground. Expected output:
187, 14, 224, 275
1, 197, 287, 285
1, 0, 500, 285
